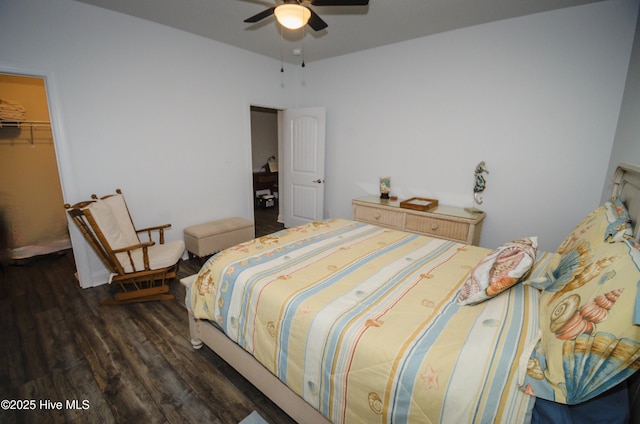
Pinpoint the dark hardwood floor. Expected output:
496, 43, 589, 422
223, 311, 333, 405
254, 205, 284, 238
0, 250, 296, 424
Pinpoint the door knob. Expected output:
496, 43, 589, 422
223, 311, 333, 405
312, 179, 324, 183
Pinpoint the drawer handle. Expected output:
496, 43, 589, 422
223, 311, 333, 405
374, 212, 381, 220
431, 224, 439, 231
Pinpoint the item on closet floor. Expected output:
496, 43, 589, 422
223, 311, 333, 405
184, 217, 254, 265
0, 209, 8, 266
379, 176, 390, 199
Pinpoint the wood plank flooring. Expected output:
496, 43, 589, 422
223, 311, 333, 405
254, 206, 284, 238
0, 251, 296, 424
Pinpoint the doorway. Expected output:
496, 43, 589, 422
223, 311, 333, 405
0, 73, 70, 261
250, 106, 284, 237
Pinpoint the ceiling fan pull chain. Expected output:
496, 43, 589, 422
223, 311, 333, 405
301, 27, 306, 68
280, 27, 285, 73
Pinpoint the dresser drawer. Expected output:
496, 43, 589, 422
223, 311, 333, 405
353, 204, 404, 230
405, 214, 470, 243
353, 196, 485, 245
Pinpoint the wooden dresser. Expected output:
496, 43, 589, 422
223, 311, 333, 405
352, 195, 486, 245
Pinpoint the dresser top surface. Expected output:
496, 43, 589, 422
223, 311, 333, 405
353, 195, 485, 222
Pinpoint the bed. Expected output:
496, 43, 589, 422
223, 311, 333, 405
183, 163, 640, 424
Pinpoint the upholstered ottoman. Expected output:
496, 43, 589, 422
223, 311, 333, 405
184, 217, 254, 264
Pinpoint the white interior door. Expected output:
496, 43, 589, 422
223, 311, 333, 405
282, 107, 326, 228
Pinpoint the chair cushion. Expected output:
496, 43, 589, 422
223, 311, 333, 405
86, 199, 136, 250
121, 239, 185, 273
87, 195, 184, 273
101, 194, 140, 246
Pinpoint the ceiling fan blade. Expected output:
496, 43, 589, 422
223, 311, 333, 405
307, 9, 328, 31
244, 6, 276, 23
310, 0, 369, 5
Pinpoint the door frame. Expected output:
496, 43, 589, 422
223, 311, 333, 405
247, 102, 286, 225
246, 104, 326, 229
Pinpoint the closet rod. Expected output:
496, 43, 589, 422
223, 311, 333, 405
0, 121, 53, 145
0, 120, 51, 129
0, 138, 53, 146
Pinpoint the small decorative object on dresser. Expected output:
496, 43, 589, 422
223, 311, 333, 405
379, 176, 390, 199
399, 196, 439, 211
353, 195, 485, 245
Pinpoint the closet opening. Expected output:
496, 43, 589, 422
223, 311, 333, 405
0, 73, 70, 265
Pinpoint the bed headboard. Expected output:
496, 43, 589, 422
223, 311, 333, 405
612, 163, 640, 241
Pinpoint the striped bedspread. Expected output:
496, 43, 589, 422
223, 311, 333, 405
188, 218, 552, 423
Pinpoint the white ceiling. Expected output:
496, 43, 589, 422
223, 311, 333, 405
73, 0, 604, 65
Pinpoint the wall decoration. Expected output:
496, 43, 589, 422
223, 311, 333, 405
466, 161, 489, 213
379, 177, 390, 199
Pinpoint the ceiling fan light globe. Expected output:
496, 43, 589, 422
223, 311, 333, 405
274, 4, 311, 29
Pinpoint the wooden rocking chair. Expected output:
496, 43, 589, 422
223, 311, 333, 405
65, 189, 185, 306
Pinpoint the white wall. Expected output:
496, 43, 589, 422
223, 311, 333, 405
603, 3, 640, 201
1, 0, 638, 287
250, 108, 279, 172
0, 0, 290, 287
300, 0, 639, 252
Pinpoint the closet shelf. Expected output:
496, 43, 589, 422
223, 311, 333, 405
0, 120, 52, 145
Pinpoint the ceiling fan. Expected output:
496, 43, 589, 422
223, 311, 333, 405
244, 0, 370, 31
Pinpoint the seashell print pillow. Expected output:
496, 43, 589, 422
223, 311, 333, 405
457, 237, 538, 306
520, 239, 640, 404
556, 198, 633, 256
604, 195, 634, 242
